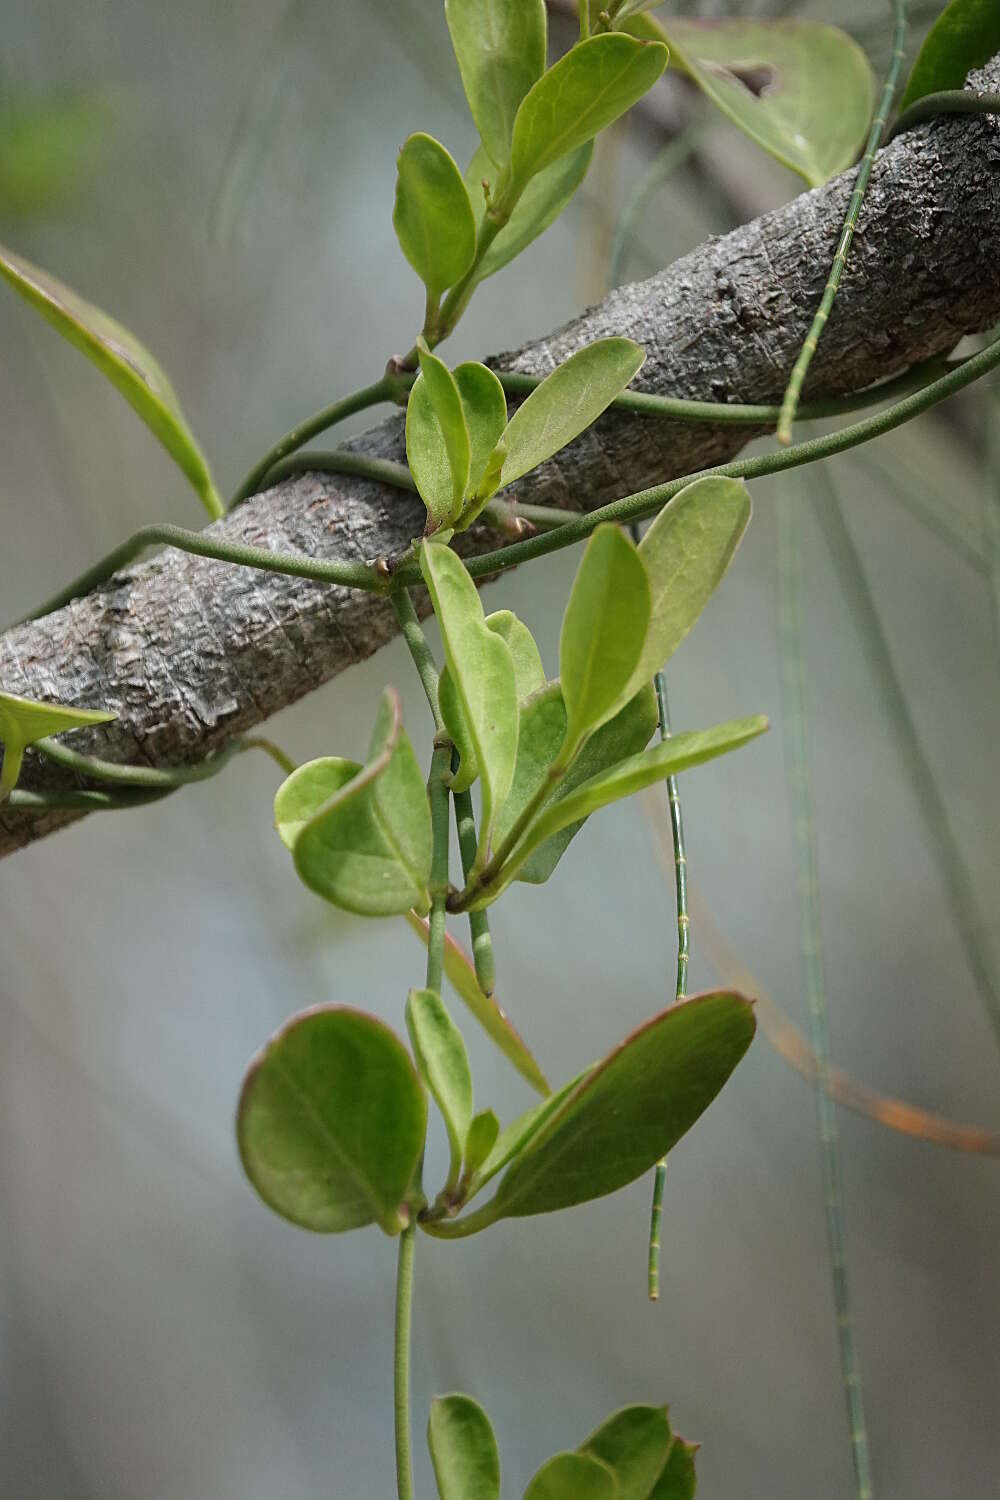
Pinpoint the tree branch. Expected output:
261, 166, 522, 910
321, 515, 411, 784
2, 56, 999, 857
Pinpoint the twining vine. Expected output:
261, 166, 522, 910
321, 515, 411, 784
1, 4, 999, 1499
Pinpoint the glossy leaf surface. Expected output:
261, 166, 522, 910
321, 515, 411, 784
446, 0, 547, 167
648, 1438, 698, 1499
465, 142, 592, 283
0, 689, 115, 799
393, 133, 476, 300
494, 338, 644, 492
495, 991, 755, 1219
899, 0, 1000, 109
485, 610, 546, 701
442, 610, 542, 790
510, 33, 668, 189
488, 716, 767, 895
523, 1452, 616, 1500
466, 1072, 585, 1197
274, 756, 359, 849
404, 911, 550, 1095
419, 542, 518, 866
559, 525, 651, 756
456, 362, 508, 499
630, 16, 874, 187
407, 343, 471, 531
406, 987, 474, 1188
237, 1006, 427, 1234
493, 682, 656, 886
429, 1392, 501, 1500
627, 476, 750, 696
0, 241, 222, 516
580, 1406, 673, 1500
289, 688, 432, 917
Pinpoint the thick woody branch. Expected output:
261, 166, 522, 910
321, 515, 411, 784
2, 58, 1000, 856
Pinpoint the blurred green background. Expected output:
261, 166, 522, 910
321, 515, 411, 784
1, 1, 998, 1495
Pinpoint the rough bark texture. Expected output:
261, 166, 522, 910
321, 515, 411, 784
2, 61, 999, 857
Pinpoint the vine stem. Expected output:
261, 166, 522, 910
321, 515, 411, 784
886, 89, 1000, 143
776, 1, 908, 445
229, 374, 402, 507
393, 1221, 418, 1500
777, 487, 874, 1500
17, 335, 1000, 631
812, 465, 1000, 1055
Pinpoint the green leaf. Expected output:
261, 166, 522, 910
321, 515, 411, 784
465, 1071, 586, 1198
580, 1406, 673, 1500
510, 32, 668, 190
0, 241, 223, 517
406, 342, 472, 532
288, 687, 433, 917
419, 542, 518, 868
648, 1438, 698, 1500
899, 0, 1000, 110
446, 0, 547, 168
464, 141, 592, 283
406, 987, 474, 1191
523, 1452, 616, 1500
626, 476, 751, 697
236, 1005, 427, 1234
404, 911, 551, 1095
627, 16, 873, 188
490, 338, 645, 494
0, 92, 109, 217
455, 362, 508, 500
0, 689, 115, 800
478, 992, 755, 1228
440, 610, 542, 790
493, 682, 657, 887
429, 1393, 502, 1500
464, 1110, 501, 1178
486, 717, 767, 898
559, 524, 651, 757
485, 610, 546, 701
393, 133, 477, 301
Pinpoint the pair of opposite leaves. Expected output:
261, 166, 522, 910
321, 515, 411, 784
273, 474, 766, 918
428, 1393, 697, 1500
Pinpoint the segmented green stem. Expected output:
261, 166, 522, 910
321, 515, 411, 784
5, 786, 173, 811
887, 89, 1000, 143
813, 465, 1000, 1054
393, 1221, 418, 1500
777, 488, 874, 1500
776, 2, 908, 444
230, 374, 402, 506
390, 588, 443, 731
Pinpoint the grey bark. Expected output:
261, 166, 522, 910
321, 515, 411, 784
2, 60, 999, 857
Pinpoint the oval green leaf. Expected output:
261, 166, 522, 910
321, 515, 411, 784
626, 476, 751, 698
559, 524, 651, 757
485, 610, 546, 700
485, 716, 767, 899
274, 756, 359, 848
899, 0, 1000, 110
456, 362, 508, 502
648, 1437, 698, 1500
464, 141, 592, 283
523, 1452, 616, 1500
465, 1070, 586, 1199
446, 0, 547, 168
237, 1005, 427, 1234
404, 910, 550, 1095
406, 342, 472, 532
0, 242, 222, 517
406, 987, 474, 1191
580, 1406, 673, 1500
492, 337, 645, 493
463, 1110, 501, 1179
393, 133, 477, 301
291, 687, 433, 917
628, 16, 873, 188
492, 681, 657, 888
429, 1392, 502, 1500
419, 542, 518, 868
493, 991, 755, 1222
510, 32, 668, 190
0, 689, 115, 799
